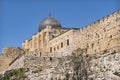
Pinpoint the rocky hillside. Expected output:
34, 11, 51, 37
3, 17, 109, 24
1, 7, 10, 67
0, 49, 120, 80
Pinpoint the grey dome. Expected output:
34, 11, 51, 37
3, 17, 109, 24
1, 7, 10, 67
38, 17, 62, 32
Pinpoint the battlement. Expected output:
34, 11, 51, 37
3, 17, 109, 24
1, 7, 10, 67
74, 10, 120, 54
80, 10, 120, 32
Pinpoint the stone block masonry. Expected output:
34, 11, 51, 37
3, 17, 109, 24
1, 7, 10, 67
0, 47, 24, 74
74, 10, 120, 54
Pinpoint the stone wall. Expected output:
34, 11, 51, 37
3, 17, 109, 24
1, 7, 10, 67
48, 10, 120, 56
8, 55, 25, 70
0, 47, 24, 74
2, 47, 24, 58
49, 29, 79, 57
0, 55, 11, 74
22, 26, 69, 55
74, 10, 120, 54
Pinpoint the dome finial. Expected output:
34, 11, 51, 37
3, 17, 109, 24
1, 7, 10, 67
49, 12, 51, 17
38, 16, 62, 32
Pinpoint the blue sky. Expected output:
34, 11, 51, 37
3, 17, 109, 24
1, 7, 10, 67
0, 0, 120, 53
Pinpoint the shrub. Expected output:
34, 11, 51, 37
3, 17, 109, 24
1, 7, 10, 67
0, 68, 26, 80
102, 49, 108, 54
111, 50, 116, 54
38, 66, 42, 72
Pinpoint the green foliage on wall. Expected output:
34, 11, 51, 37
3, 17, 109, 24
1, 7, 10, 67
0, 68, 26, 80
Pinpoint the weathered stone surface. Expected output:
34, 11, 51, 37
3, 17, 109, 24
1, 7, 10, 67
0, 47, 24, 74
88, 53, 120, 80
4, 48, 120, 80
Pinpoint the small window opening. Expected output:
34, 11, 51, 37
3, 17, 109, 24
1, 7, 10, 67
50, 47, 52, 53
92, 43, 94, 48
67, 39, 69, 46
50, 57, 52, 61
54, 47, 56, 51
61, 42, 63, 48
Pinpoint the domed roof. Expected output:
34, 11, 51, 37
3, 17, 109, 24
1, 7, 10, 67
38, 17, 62, 32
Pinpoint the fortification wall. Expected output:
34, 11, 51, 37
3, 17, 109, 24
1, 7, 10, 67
8, 55, 25, 70
0, 47, 24, 73
74, 10, 120, 54
2, 47, 24, 58
22, 10, 120, 57
48, 10, 120, 56
0, 55, 11, 74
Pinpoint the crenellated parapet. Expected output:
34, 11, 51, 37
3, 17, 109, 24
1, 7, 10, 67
74, 10, 120, 54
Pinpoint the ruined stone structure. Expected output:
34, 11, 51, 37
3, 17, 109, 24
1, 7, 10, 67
0, 47, 24, 73
22, 10, 120, 57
